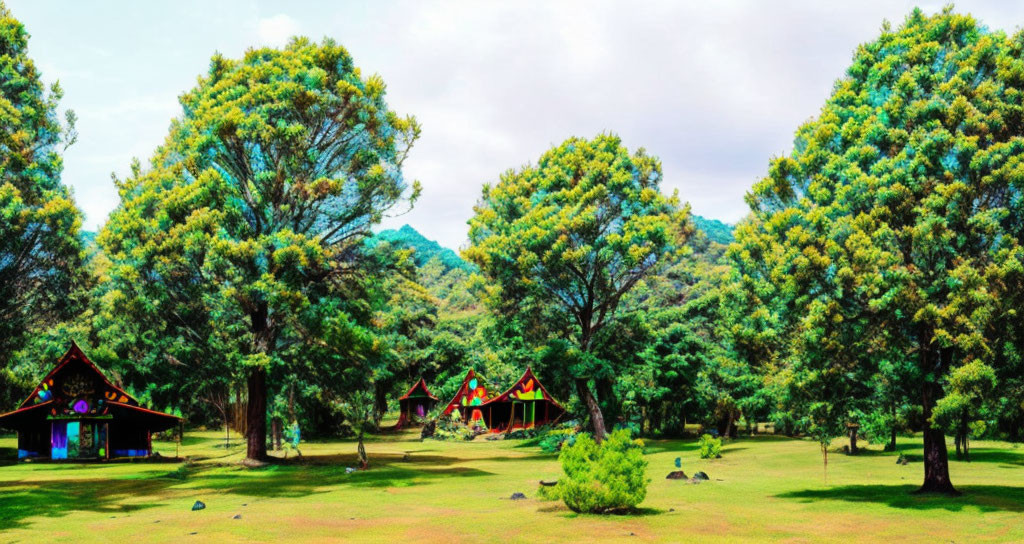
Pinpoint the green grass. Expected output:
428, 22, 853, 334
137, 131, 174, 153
0, 428, 1022, 543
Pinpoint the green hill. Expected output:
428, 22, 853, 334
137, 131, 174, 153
368, 225, 471, 272
692, 215, 734, 245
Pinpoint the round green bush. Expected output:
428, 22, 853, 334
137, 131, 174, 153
554, 429, 650, 513
698, 434, 722, 459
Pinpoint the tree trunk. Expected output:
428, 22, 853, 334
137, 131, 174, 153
848, 427, 859, 455
246, 366, 268, 461
357, 429, 368, 469
918, 379, 957, 494
576, 378, 607, 442
887, 400, 898, 451
596, 377, 620, 430
821, 442, 829, 485
245, 304, 274, 463
373, 382, 388, 429
234, 388, 246, 435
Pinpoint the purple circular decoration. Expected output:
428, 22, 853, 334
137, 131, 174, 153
73, 399, 89, 414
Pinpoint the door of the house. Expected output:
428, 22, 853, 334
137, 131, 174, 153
52, 421, 108, 459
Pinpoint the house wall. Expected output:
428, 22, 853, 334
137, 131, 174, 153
17, 427, 49, 458
108, 423, 150, 457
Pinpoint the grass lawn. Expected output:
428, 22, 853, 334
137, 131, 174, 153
0, 428, 1022, 543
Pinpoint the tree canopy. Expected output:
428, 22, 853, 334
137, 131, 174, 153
736, 7, 1024, 493
99, 37, 420, 461
0, 2, 83, 369
466, 133, 691, 439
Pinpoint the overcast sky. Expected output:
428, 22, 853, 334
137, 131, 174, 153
9, 1, 1024, 249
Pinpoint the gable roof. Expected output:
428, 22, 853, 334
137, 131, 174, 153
19, 341, 139, 409
399, 378, 438, 401
485, 367, 564, 410
0, 401, 54, 430
441, 369, 492, 415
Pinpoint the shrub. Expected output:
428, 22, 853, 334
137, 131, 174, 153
536, 482, 559, 501
554, 429, 649, 513
505, 427, 541, 440
538, 428, 577, 453
430, 413, 479, 441
698, 434, 722, 459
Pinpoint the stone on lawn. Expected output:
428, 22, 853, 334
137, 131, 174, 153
510, 492, 527, 500
666, 471, 688, 480
191, 500, 206, 511
692, 471, 710, 480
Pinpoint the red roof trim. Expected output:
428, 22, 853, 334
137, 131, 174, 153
399, 378, 438, 401
19, 342, 139, 409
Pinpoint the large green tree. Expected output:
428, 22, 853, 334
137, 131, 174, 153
466, 134, 690, 440
0, 2, 83, 367
740, 8, 1024, 493
100, 37, 419, 461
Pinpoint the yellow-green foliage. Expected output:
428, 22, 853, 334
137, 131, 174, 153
0, 3, 84, 363
555, 429, 650, 513
698, 433, 722, 459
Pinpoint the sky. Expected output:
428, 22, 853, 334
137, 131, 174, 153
9, 1, 1024, 250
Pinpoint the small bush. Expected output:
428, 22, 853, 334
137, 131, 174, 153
536, 482, 560, 501
538, 428, 577, 453
698, 434, 722, 459
553, 429, 649, 513
505, 427, 541, 440
430, 413, 480, 441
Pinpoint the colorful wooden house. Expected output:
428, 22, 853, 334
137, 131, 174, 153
439, 367, 565, 431
396, 378, 438, 428
481, 367, 565, 431
0, 343, 181, 460
441, 369, 492, 425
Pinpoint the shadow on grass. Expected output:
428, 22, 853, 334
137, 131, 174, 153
195, 462, 493, 497
0, 450, 498, 530
776, 484, 1024, 513
0, 477, 169, 531
540, 504, 667, 518
952, 448, 1024, 467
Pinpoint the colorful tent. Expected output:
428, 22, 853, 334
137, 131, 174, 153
441, 369, 493, 425
0, 342, 180, 460
481, 367, 565, 431
396, 378, 438, 429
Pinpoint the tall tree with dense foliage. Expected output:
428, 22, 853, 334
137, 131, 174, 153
466, 134, 690, 440
0, 3, 83, 368
740, 8, 1024, 493
100, 37, 419, 462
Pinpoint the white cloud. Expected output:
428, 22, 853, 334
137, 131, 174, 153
256, 14, 300, 48
11, 0, 1024, 244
